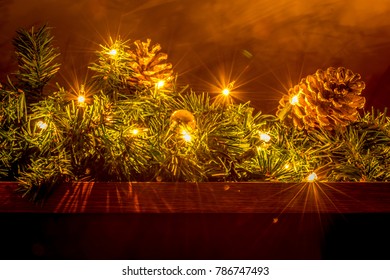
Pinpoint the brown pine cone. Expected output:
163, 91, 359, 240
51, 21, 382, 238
277, 67, 366, 130
127, 39, 174, 88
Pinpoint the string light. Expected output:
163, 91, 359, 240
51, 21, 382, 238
131, 129, 139, 135
307, 172, 318, 182
77, 95, 86, 104
290, 95, 299, 105
181, 129, 192, 142
284, 163, 290, 169
259, 132, 271, 142
156, 80, 165, 89
108, 49, 117, 57
222, 88, 230, 96
36, 121, 48, 130
219, 81, 236, 97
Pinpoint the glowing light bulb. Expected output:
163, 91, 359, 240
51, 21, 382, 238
259, 132, 271, 142
307, 172, 318, 182
37, 121, 48, 130
77, 95, 85, 104
181, 130, 192, 142
132, 129, 139, 135
284, 163, 290, 169
108, 49, 117, 56
156, 80, 165, 89
290, 95, 299, 105
222, 88, 230, 96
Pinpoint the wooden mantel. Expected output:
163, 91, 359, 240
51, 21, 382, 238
1, 181, 390, 213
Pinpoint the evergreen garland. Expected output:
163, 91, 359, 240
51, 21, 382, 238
1, 25, 389, 200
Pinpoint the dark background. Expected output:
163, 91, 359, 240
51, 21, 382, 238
2, 213, 390, 259
1, 0, 390, 113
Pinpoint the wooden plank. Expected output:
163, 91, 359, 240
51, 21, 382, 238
0, 181, 390, 213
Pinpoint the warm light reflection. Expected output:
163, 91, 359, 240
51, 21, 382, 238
37, 121, 48, 130
307, 172, 318, 182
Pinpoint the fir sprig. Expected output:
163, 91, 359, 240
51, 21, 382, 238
13, 25, 60, 102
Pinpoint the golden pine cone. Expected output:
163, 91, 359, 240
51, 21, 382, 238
127, 39, 173, 88
277, 67, 366, 130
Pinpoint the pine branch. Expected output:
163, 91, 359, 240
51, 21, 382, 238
89, 39, 135, 101
13, 25, 60, 103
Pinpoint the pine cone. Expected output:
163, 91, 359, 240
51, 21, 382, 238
127, 39, 173, 88
277, 67, 366, 130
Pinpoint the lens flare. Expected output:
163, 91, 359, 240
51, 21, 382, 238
222, 88, 230, 96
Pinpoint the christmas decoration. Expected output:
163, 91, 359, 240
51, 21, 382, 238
1, 25, 390, 201
12, 25, 60, 103
170, 109, 196, 130
127, 39, 174, 89
277, 67, 366, 130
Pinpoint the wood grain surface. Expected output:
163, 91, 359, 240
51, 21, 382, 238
1, 181, 390, 213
